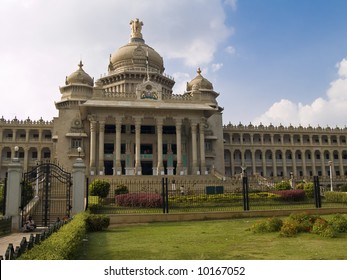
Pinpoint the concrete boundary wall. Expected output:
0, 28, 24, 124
109, 207, 347, 225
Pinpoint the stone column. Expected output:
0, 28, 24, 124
6, 158, 23, 231
71, 158, 86, 216
89, 120, 96, 175
115, 118, 122, 175
191, 120, 199, 174
98, 121, 105, 175
175, 118, 183, 175
134, 117, 142, 175
199, 121, 206, 175
156, 117, 164, 175
292, 149, 297, 177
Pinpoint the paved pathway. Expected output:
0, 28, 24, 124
0, 232, 37, 259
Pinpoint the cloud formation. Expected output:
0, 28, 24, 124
253, 58, 347, 127
0, 0, 234, 120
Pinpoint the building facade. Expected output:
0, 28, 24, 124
1, 19, 347, 180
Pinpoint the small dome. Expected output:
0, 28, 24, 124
66, 61, 93, 86
186, 68, 213, 91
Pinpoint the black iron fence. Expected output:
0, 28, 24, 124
87, 175, 347, 215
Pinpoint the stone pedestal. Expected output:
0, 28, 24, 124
71, 158, 86, 216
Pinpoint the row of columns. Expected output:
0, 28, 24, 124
89, 116, 207, 175
227, 148, 345, 177
227, 132, 344, 146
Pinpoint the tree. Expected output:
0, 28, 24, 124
89, 179, 110, 198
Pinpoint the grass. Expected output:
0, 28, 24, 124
78, 215, 347, 260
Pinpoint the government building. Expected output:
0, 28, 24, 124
1, 19, 346, 180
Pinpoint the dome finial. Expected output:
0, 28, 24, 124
78, 60, 83, 69
197, 67, 202, 75
130, 18, 144, 42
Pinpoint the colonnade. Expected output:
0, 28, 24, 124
88, 116, 207, 175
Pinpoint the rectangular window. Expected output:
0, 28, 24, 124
71, 138, 82, 149
105, 125, 116, 133
104, 143, 114, 154
32, 151, 38, 159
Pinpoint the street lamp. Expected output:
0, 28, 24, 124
77, 147, 82, 158
328, 160, 333, 192
14, 145, 19, 159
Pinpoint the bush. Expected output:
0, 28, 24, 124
288, 212, 319, 232
329, 214, 347, 233
250, 217, 283, 233
86, 214, 110, 232
89, 179, 110, 198
338, 184, 347, 192
272, 189, 306, 201
115, 193, 162, 208
274, 181, 291, 191
280, 220, 299, 237
296, 182, 314, 198
115, 184, 129, 195
324, 192, 347, 203
19, 212, 88, 260
21, 180, 34, 206
312, 218, 337, 238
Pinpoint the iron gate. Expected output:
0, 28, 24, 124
21, 163, 72, 227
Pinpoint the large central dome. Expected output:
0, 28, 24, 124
109, 18, 164, 74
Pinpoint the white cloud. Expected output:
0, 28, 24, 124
253, 57, 347, 127
0, 0, 234, 120
225, 45, 236, 55
224, 0, 237, 11
212, 63, 224, 72
172, 72, 191, 94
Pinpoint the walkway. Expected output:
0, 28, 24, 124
0, 232, 34, 259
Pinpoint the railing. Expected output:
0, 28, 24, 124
87, 175, 347, 215
0, 219, 68, 260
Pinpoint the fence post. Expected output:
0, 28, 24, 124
71, 158, 87, 215
313, 176, 322, 208
242, 176, 250, 211
6, 157, 23, 231
165, 178, 169, 214
161, 178, 166, 214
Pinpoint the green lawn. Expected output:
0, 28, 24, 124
78, 215, 347, 260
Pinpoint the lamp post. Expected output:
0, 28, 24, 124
77, 147, 82, 158
328, 160, 333, 192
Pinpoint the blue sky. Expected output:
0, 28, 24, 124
1, 0, 347, 127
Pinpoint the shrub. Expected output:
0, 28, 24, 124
89, 179, 110, 198
312, 218, 337, 238
280, 220, 299, 237
21, 180, 34, 206
86, 214, 110, 232
115, 193, 162, 208
288, 212, 319, 232
274, 181, 291, 191
272, 189, 306, 201
296, 182, 314, 198
303, 183, 314, 198
19, 212, 88, 260
115, 184, 129, 195
250, 217, 283, 233
325, 192, 347, 203
329, 214, 347, 233
338, 184, 347, 192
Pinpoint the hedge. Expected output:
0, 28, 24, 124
19, 212, 110, 260
324, 192, 347, 204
